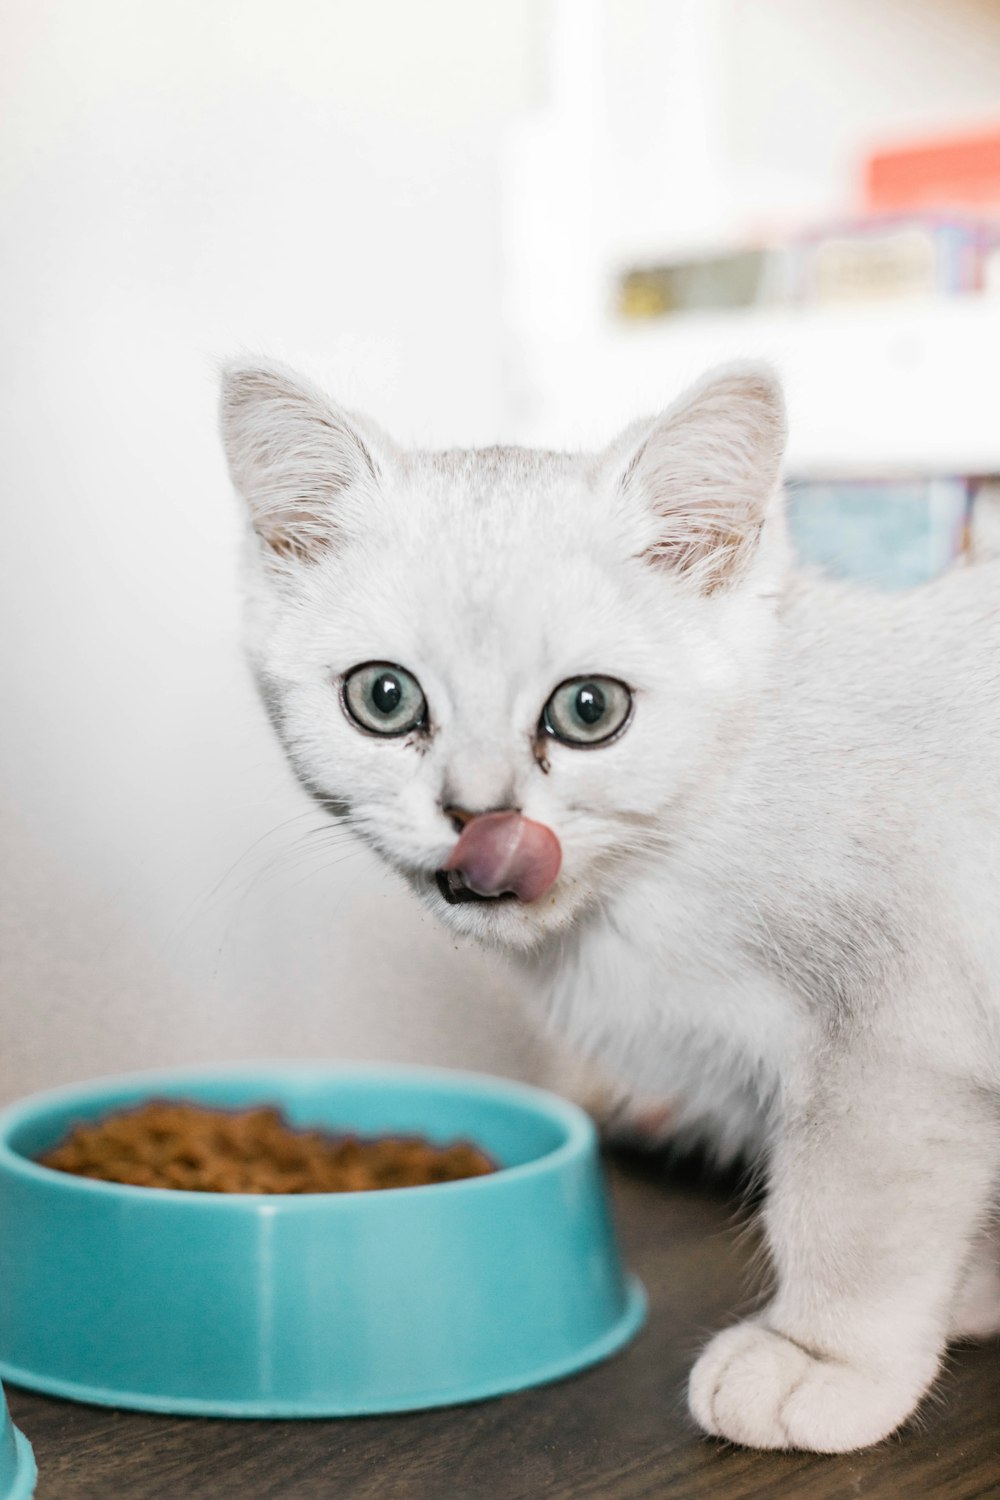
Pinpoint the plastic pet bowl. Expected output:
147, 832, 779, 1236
0, 1064, 645, 1417
0, 1381, 35, 1500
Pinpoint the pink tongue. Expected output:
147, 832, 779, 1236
444, 812, 562, 903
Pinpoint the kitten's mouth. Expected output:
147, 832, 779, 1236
435, 870, 519, 906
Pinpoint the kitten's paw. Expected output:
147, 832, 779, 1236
688, 1322, 930, 1453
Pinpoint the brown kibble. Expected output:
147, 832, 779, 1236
37, 1100, 498, 1194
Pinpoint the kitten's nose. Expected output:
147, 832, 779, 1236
443, 804, 515, 835
443, 810, 562, 903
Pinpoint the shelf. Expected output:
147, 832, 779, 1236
513, 298, 1000, 478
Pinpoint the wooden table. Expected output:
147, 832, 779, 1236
8, 1151, 999, 1499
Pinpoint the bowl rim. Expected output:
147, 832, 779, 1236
0, 1060, 596, 1209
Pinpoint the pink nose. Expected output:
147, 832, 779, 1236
443, 811, 562, 903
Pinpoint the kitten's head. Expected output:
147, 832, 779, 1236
220, 361, 787, 950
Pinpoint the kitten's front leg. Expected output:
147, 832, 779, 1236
689, 1052, 999, 1453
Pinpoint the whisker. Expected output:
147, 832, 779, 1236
168, 808, 356, 943
277, 846, 369, 894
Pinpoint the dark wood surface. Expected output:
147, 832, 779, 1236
8, 1151, 999, 1499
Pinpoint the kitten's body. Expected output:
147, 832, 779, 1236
220, 362, 1000, 1453
542, 566, 1000, 1161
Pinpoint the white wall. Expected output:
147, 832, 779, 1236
0, 0, 551, 1104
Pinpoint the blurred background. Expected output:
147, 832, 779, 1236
2, 0, 1000, 1105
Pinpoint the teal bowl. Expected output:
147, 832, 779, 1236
0, 1064, 644, 1416
0, 1382, 35, 1500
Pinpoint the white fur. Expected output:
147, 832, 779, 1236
220, 359, 1000, 1453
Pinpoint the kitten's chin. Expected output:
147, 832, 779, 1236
417, 874, 577, 951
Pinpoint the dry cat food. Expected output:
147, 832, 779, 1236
38, 1101, 498, 1194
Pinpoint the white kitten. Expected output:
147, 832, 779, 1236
220, 360, 1000, 1453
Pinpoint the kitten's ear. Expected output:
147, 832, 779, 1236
608, 364, 786, 593
219, 361, 390, 563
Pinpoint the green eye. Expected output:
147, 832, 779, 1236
541, 676, 632, 747
342, 662, 427, 736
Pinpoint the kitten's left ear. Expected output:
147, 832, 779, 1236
607, 363, 786, 593
220, 361, 393, 564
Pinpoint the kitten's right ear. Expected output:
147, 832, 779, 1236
604, 363, 786, 594
219, 362, 388, 563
